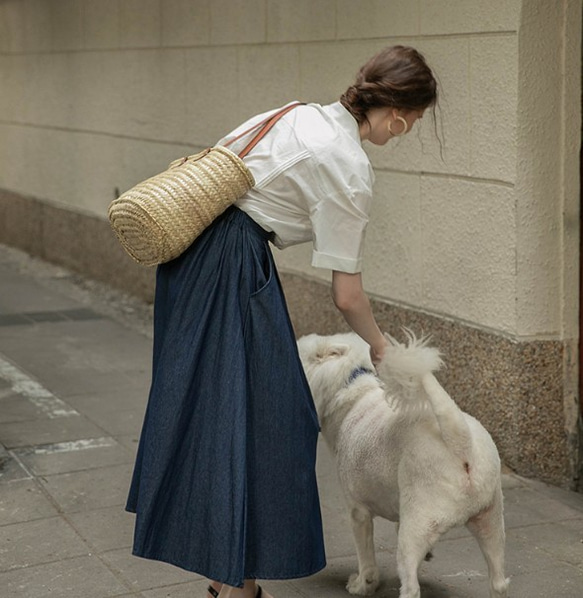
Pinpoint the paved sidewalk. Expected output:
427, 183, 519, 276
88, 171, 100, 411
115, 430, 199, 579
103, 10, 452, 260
0, 244, 582, 598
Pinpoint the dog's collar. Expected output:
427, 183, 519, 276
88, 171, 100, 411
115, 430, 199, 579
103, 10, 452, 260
347, 367, 375, 385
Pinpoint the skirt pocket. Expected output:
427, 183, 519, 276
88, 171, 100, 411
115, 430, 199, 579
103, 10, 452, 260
248, 240, 274, 297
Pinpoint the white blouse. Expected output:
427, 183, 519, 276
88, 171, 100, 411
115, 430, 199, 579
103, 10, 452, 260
217, 101, 375, 274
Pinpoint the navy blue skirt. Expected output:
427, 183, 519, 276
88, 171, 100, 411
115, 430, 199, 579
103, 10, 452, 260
126, 207, 325, 586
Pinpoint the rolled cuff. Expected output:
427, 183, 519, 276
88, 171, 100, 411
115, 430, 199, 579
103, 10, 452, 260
311, 250, 362, 274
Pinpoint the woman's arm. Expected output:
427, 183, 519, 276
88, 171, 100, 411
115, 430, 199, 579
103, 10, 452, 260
331, 270, 387, 365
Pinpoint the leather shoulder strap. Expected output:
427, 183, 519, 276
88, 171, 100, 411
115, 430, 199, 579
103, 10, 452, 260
222, 102, 304, 158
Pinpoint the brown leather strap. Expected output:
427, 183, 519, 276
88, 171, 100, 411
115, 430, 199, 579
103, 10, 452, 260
222, 102, 304, 159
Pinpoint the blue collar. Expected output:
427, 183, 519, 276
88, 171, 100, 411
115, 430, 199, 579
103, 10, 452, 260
347, 367, 375, 385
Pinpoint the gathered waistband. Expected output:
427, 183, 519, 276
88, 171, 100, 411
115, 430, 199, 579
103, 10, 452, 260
222, 206, 274, 243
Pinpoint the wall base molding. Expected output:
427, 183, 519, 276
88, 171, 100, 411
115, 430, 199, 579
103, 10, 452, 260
0, 189, 156, 299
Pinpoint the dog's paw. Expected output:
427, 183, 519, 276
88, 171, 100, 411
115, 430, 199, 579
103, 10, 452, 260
346, 568, 380, 595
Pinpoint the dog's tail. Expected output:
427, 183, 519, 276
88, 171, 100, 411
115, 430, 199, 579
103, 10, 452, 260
378, 330, 473, 462
377, 330, 443, 398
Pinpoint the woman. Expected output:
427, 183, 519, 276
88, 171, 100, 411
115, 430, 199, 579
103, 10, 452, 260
126, 45, 438, 598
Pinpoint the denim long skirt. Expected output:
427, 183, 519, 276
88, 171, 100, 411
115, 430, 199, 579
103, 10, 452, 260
126, 207, 326, 587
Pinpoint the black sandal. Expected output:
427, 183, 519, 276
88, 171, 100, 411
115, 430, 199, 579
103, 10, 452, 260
207, 583, 262, 597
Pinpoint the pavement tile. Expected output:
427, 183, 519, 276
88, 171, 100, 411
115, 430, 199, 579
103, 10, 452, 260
525, 477, 583, 514
116, 433, 141, 457
42, 369, 145, 399
505, 519, 583, 569
288, 558, 371, 597
141, 579, 317, 598
0, 516, 90, 572
427, 522, 582, 586
507, 562, 583, 597
421, 537, 507, 595
286, 556, 476, 598
0, 415, 107, 449
316, 486, 581, 596
0, 554, 131, 597
38, 463, 133, 513
257, 582, 307, 598
318, 498, 564, 595
25, 310, 69, 323
91, 408, 145, 436
78, 403, 146, 436
12, 436, 134, 476
66, 387, 149, 414
320, 506, 398, 560
141, 578, 211, 598
0, 323, 150, 397
101, 547, 203, 591
4, 318, 153, 369
438, 523, 473, 542
503, 485, 583, 528
429, 533, 509, 576
0, 313, 31, 326
500, 472, 527, 490
60, 307, 105, 321
0, 346, 144, 398
68, 506, 135, 553
415, 580, 473, 598
0, 445, 31, 482
0, 479, 58, 525
74, 393, 149, 439
0, 392, 54, 424
0, 272, 81, 314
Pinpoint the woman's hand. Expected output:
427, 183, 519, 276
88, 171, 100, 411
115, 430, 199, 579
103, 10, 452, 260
370, 340, 387, 367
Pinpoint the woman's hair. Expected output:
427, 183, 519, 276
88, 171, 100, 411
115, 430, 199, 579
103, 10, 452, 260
340, 45, 438, 124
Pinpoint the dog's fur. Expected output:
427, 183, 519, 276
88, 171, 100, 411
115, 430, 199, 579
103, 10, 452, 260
298, 331, 508, 598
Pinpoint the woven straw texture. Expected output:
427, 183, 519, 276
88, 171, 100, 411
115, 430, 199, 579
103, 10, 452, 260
108, 146, 255, 266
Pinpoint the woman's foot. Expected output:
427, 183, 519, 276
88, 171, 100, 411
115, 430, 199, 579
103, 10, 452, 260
208, 582, 222, 598
217, 580, 271, 598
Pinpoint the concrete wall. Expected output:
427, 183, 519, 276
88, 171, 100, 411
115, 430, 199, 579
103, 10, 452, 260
0, 0, 581, 488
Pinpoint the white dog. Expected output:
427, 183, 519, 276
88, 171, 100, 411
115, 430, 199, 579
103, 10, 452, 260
298, 331, 508, 598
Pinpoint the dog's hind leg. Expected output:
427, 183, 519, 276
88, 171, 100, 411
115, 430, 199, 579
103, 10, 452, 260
396, 523, 433, 562
466, 488, 509, 598
396, 518, 441, 598
346, 505, 380, 595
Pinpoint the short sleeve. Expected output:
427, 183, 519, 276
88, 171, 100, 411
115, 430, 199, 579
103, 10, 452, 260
306, 150, 374, 273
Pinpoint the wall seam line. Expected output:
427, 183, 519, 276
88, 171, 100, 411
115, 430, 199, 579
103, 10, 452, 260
0, 30, 521, 58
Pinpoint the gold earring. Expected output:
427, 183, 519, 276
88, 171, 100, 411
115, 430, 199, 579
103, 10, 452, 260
388, 116, 408, 137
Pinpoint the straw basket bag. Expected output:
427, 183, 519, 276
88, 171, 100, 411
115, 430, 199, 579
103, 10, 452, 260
108, 103, 302, 266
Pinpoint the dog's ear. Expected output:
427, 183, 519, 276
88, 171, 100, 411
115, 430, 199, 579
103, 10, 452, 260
316, 343, 349, 362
